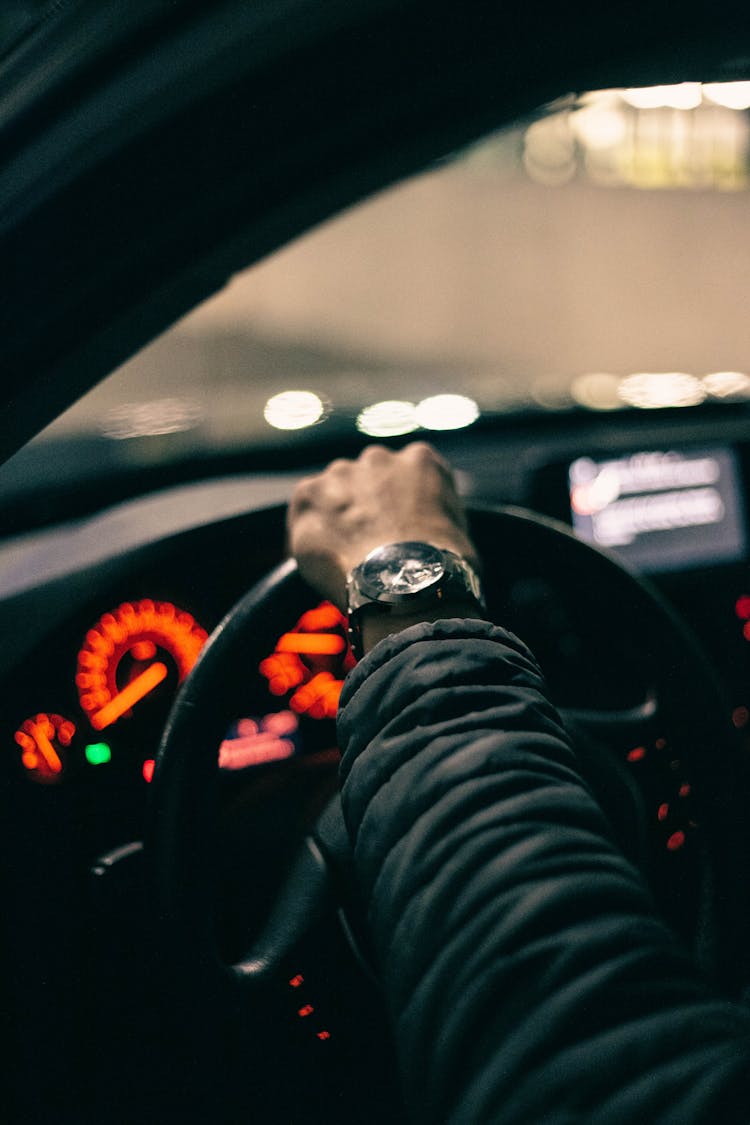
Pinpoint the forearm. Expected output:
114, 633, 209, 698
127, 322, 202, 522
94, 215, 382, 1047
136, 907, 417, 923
337, 621, 750, 1123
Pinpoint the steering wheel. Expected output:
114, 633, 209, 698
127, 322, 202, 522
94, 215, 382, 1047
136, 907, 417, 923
147, 504, 750, 1122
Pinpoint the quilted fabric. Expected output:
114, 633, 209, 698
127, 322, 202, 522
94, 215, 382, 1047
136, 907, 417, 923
337, 619, 750, 1123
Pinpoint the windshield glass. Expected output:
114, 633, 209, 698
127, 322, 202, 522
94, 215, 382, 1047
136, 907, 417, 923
4, 83, 750, 516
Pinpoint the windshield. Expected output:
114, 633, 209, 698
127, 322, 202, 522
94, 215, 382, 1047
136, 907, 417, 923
4, 83, 750, 520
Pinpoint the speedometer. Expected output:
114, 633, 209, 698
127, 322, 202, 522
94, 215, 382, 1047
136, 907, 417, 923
76, 599, 208, 730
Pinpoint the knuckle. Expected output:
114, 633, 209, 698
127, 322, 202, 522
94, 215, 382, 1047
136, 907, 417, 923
404, 440, 439, 463
359, 443, 390, 462
327, 457, 352, 475
289, 476, 317, 508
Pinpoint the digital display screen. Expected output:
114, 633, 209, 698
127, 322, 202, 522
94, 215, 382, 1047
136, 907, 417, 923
568, 447, 746, 572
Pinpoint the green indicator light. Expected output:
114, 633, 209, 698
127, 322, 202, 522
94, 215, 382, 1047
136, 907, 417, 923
85, 742, 112, 766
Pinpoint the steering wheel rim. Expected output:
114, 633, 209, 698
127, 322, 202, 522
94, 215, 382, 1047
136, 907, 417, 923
147, 503, 750, 1103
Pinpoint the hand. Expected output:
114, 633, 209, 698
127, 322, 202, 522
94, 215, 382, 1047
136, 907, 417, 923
288, 442, 479, 610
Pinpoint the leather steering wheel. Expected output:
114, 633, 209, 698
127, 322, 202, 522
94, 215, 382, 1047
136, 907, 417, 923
148, 504, 750, 1121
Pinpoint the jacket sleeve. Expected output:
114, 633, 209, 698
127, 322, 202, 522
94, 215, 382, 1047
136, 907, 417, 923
336, 619, 750, 1124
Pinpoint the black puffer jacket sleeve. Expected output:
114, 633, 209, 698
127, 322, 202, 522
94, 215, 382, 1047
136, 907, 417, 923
336, 619, 750, 1124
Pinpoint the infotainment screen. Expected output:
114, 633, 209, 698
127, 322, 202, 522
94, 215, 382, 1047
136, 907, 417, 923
568, 447, 746, 572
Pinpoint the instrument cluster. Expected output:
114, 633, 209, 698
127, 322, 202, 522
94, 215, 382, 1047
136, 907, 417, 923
9, 590, 353, 792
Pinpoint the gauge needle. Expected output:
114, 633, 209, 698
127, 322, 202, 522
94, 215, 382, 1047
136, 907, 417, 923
90, 661, 168, 730
30, 722, 62, 773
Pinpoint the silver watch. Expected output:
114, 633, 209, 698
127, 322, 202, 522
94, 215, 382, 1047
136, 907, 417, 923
346, 541, 485, 659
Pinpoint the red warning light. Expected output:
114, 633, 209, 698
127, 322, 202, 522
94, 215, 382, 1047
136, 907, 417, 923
657, 802, 669, 822
733, 706, 750, 729
667, 830, 686, 852
142, 758, 155, 783
288, 975, 304, 988
735, 595, 750, 620
626, 746, 647, 763
678, 783, 691, 798
316, 1031, 331, 1041
298, 1005, 314, 1018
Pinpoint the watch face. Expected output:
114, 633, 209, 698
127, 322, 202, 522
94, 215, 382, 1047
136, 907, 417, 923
358, 542, 445, 600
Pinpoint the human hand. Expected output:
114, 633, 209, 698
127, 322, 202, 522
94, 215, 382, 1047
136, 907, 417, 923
287, 442, 478, 609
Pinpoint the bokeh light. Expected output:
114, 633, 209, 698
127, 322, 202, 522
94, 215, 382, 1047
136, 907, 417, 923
617, 372, 706, 409
414, 394, 479, 431
356, 400, 419, 438
702, 371, 750, 399
264, 391, 327, 431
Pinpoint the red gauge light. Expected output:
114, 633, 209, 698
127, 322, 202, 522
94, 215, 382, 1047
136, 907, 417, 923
258, 602, 354, 720
732, 706, 750, 729
14, 713, 76, 783
77, 599, 208, 730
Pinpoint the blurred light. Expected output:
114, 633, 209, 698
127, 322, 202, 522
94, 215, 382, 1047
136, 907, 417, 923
85, 742, 111, 766
531, 378, 573, 410
102, 397, 203, 439
142, 759, 155, 783
523, 115, 576, 185
264, 391, 326, 431
702, 371, 750, 399
735, 595, 750, 620
415, 394, 479, 431
276, 632, 346, 655
262, 710, 299, 736
356, 400, 419, 438
570, 372, 623, 411
570, 465, 620, 515
621, 83, 702, 110
618, 372, 706, 409
218, 733, 294, 769
703, 81, 750, 110
666, 829, 686, 851
218, 711, 299, 770
570, 105, 627, 149
289, 974, 304, 988
627, 746, 647, 762
298, 1005, 314, 1018
732, 706, 750, 729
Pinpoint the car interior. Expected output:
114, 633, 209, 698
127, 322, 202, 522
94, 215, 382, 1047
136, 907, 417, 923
4, 2, 750, 1122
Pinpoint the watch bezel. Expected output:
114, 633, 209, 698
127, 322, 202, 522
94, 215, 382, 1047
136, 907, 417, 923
354, 541, 448, 605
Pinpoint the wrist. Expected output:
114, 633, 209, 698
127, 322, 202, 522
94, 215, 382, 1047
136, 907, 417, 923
358, 599, 486, 655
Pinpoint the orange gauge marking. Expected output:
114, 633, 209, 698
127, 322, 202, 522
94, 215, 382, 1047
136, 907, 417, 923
258, 601, 354, 721
90, 662, 168, 731
77, 599, 208, 728
276, 633, 346, 656
13, 713, 76, 782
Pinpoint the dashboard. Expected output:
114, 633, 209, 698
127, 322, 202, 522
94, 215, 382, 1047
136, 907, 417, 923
4, 405, 750, 1122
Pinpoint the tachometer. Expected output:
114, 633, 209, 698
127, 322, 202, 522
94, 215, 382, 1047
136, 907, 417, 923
76, 599, 208, 730
258, 601, 355, 719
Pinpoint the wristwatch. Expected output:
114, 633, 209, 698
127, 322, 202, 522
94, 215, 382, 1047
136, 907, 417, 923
346, 540, 485, 660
